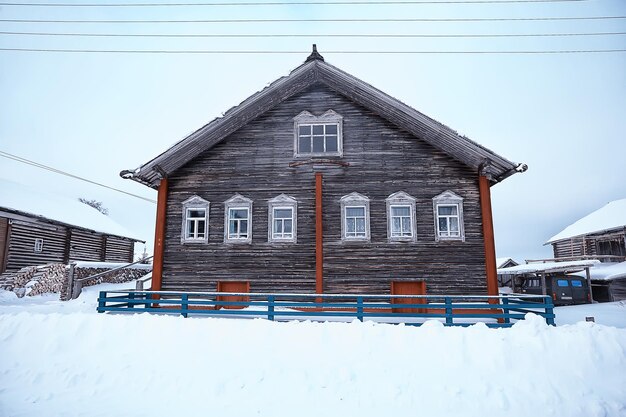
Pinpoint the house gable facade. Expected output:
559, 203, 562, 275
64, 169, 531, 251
124, 47, 525, 297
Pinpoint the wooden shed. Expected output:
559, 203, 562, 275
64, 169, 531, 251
122, 46, 526, 299
0, 180, 144, 274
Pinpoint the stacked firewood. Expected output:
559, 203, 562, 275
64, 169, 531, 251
11, 263, 67, 297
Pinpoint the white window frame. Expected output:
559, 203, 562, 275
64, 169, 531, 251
268, 194, 297, 243
224, 194, 253, 244
386, 191, 417, 242
293, 110, 343, 158
340, 192, 370, 242
181, 196, 209, 244
433, 190, 465, 242
34, 238, 44, 253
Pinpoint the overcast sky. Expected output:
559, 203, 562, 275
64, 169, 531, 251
1, 0, 625, 262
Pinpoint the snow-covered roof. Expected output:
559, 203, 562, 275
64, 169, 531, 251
496, 257, 518, 268
0, 179, 143, 241
546, 198, 626, 244
571, 262, 626, 282
497, 260, 600, 275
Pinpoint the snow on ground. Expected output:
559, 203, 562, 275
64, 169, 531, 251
1, 284, 625, 417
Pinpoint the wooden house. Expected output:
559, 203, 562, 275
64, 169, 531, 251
0, 180, 143, 273
121, 46, 527, 299
546, 198, 626, 301
547, 198, 626, 261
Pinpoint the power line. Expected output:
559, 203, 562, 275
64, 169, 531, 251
0, 151, 157, 204
0, 0, 590, 6
2, 47, 625, 54
3, 30, 624, 38
2, 16, 623, 23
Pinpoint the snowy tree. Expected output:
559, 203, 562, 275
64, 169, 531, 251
137, 247, 152, 264
78, 198, 109, 216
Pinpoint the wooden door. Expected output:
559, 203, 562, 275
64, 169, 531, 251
217, 281, 250, 310
0, 218, 8, 273
391, 281, 426, 313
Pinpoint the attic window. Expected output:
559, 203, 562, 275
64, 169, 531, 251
294, 110, 343, 157
34, 238, 44, 253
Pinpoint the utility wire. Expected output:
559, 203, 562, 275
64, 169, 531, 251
3, 30, 624, 38
2, 16, 623, 23
2, 47, 625, 54
0, 0, 590, 6
0, 150, 157, 204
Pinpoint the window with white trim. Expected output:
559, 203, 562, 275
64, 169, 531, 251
386, 191, 417, 242
268, 194, 297, 243
433, 191, 465, 241
181, 195, 209, 244
224, 194, 253, 244
294, 110, 343, 157
340, 192, 370, 242
34, 238, 44, 253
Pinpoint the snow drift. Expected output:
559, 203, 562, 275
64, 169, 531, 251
1, 311, 624, 417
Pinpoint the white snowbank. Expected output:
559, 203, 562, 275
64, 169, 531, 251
571, 261, 626, 282
73, 261, 152, 270
547, 198, 626, 243
497, 260, 599, 275
0, 179, 143, 241
1, 286, 626, 417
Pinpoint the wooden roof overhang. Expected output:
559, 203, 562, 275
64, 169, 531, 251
122, 48, 526, 189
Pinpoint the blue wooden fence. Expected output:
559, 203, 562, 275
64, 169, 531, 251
97, 291, 555, 327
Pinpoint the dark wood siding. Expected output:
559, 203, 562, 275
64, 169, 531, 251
105, 236, 134, 263
69, 230, 103, 262
4, 220, 68, 271
0, 218, 9, 273
161, 83, 487, 295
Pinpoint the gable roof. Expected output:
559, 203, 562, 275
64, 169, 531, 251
122, 46, 526, 189
546, 198, 626, 244
0, 179, 144, 242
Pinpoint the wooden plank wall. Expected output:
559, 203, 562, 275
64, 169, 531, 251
0, 218, 9, 273
161, 83, 488, 295
105, 237, 134, 263
4, 220, 67, 271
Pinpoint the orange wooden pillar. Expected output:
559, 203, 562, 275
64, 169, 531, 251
151, 177, 168, 294
478, 175, 499, 301
315, 173, 323, 297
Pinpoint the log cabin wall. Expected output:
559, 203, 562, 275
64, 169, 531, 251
161, 83, 487, 295
4, 220, 68, 271
1, 215, 137, 272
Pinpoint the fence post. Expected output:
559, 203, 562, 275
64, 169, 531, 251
268, 295, 275, 321
357, 296, 364, 322
128, 292, 135, 309
72, 280, 83, 300
97, 291, 106, 313
181, 294, 189, 318
65, 262, 76, 301
445, 297, 453, 326
545, 296, 555, 326
502, 297, 510, 324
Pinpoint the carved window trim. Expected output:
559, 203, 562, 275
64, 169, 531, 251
34, 238, 44, 253
386, 191, 417, 242
224, 194, 253, 244
268, 194, 298, 244
340, 192, 370, 242
433, 190, 465, 242
181, 195, 209, 244
293, 110, 344, 158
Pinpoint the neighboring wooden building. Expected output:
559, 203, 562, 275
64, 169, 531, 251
0, 180, 144, 273
122, 46, 527, 298
496, 257, 519, 288
546, 198, 626, 301
547, 198, 626, 260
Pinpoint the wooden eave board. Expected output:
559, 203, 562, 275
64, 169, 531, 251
130, 60, 519, 188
